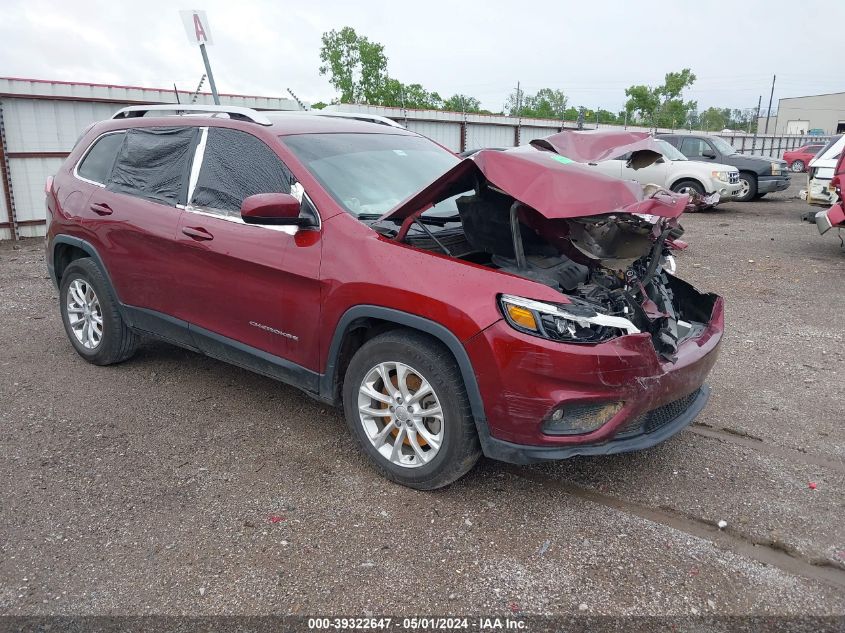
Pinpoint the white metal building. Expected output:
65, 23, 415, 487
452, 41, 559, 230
0, 77, 301, 240
766, 91, 845, 135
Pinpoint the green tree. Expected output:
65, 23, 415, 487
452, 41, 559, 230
624, 68, 697, 129
442, 94, 483, 113
505, 87, 568, 119
699, 107, 727, 131
319, 27, 388, 103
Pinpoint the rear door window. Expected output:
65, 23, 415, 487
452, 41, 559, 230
108, 127, 199, 206
679, 137, 711, 159
189, 128, 294, 217
76, 132, 125, 185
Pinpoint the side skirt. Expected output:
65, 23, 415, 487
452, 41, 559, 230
123, 306, 322, 398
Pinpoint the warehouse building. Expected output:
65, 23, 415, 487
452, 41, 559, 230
766, 91, 845, 135
0, 77, 301, 240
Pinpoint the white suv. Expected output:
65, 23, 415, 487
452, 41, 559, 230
589, 139, 742, 205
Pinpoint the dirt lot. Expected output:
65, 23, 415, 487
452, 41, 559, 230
1, 181, 844, 623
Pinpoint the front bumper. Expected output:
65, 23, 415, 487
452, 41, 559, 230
480, 386, 710, 464
757, 174, 791, 194
466, 289, 724, 459
715, 181, 743, 200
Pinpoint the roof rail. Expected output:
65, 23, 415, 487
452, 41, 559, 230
264, 110, 405, 129
111, 104, 273, 126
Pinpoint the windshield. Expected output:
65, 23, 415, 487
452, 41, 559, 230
656, 140, 686, 161
710, 136, 738, 156
283, 133, 460, 218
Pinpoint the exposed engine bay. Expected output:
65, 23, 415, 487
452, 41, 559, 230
381, 184, 717, 360
371, 134, 720, 360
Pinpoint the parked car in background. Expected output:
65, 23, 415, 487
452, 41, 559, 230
45, 110, 723, 489
658, 134, 790, 202
815, 146, 845, 241
783, 144, 825, 172
801, 135, 844, 206
814, 148, 845, 237
587, 139, 741, 207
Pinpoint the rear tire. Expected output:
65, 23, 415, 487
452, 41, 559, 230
342, 329, 481, 489
59, 258, 138, 366
791, 159, 805, 172
736, 172, 758, 202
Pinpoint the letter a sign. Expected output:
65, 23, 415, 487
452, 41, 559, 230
180, 10, 214, 46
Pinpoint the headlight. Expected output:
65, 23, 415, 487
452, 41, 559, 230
499, 294, 640, 344
770, 162, 781, 175
711, 170, 730, 182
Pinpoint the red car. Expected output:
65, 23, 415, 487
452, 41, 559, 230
45, 106, 723, 489
783, 144, 824, 173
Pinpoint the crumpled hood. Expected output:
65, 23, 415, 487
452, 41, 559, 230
529, 130, 665, 169
379, 131, 688, 224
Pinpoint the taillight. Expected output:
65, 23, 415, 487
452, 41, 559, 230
44, 176, 54, 230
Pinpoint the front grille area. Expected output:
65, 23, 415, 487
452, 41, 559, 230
614, 389, 701, 438
729, 172, 740, 184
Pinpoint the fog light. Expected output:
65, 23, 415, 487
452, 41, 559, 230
543, 401, 624, 435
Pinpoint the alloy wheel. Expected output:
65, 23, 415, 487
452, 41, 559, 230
357, 361, 444, 468
791, 160, 804, 173
66, 279, 103, 350
738, 178, 751, 199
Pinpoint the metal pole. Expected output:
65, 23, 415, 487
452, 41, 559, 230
173, 83, 181, 104
751, 95, 761, 155
199, 43, 220, 105
764, 74, 776, 134
623, 110, 627, 130
515, 81, 522, 146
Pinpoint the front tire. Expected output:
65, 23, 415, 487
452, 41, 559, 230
791, 160, 805, 172
342, 330, 481, 489
59, 258, 138, 366
736, 172, 758, 202
670, 180, 705, 196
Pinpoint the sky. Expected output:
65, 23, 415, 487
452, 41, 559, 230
2, 0, 843, 114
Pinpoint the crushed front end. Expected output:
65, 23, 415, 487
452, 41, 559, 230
377, 131, 724, 462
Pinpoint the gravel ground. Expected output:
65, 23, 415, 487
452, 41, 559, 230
1, 180, 844, 622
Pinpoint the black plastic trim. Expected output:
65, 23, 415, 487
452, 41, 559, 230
189, 322, 319, 393
321, 306, 489, 435
49, 236, 124, 314
479, 385, 711, 465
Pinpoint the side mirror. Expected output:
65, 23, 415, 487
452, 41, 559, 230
241, 193, 307, 226
702, 150, 717, 159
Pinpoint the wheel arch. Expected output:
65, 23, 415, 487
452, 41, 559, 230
50, 235, 124, 314
320, 306, 488, 432
669, 176, 706, 193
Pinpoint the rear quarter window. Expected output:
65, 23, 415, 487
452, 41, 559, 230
76, 132, 125, 184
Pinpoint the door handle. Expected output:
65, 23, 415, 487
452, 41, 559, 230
181, 226, 214, 241
90, 202, 113, 216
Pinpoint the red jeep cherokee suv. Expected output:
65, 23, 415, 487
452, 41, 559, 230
45, 105, 724, 489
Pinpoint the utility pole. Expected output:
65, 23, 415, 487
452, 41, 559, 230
515, 81, 522, 146
764, 74, 776, 134
623, 110, 627, 130
752, 95, 762, 153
